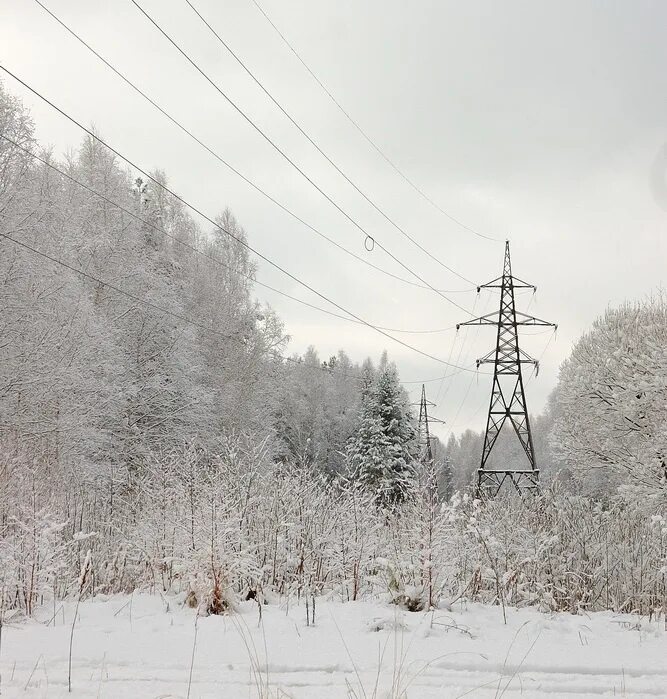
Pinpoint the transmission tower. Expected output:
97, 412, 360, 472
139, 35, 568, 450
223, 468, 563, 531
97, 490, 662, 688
414, 384, 446, 495
457, 241, 556, 496
415, 384, 446, 464
416, 384, 435, 464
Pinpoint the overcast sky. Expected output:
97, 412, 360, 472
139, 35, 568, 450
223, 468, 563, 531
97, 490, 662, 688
2, 0, 666, 441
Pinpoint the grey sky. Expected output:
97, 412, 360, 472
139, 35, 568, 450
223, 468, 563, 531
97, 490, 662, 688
2, 0, 666, 441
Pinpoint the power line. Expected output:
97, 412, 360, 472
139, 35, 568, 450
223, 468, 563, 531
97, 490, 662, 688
0, 64, 483, 372
446, 372, 479, 436
248, 0, 501, 244
434, 294, 482, 407
0, 229, 362, 384
442, 297, 495, 437
0, 172, 467, 392
437, 292, 492, 406
184, 0, 477, 286
0, 154, 416, 387
405, 295, 478, 401
0, 230, 241, 342
528, 328, 558, 380
31, 0, 474, 298
129, 0, 476, 317
402, 367, 470, 385
412, 296, 486, 433
401, 298, 540, 386
443, 319, 490, 437
3, 135, 466, 337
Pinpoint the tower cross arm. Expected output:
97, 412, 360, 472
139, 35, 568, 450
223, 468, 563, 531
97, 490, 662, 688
509, 275, 537, 290
428, 415, 447, 424
456, 311, 499, 329
474, 346, 538, 367
474, 348, 498, 366
476, 274, 536, 292
515, 311, 557, 327
476, 275, 503, 291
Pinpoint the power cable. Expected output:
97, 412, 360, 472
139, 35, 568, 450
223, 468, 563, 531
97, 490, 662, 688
528, 328, 558, 380
129, 0, 476, 316
248, 0, 501, 243
0, 64, 484, 372
2, 135, 464, 337
0, 229, 364, 384
438, 292, 492, 405
0, 230, 240, 342
31, 0, 474, 297
185, 0, 477, 285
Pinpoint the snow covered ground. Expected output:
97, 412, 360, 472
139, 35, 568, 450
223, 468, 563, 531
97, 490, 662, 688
2, 594, 666, 698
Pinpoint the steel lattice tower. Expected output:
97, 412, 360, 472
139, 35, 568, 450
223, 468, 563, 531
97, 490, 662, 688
417, 384, 434, 464
415, 384, 445, 466
457, 241, 556, 496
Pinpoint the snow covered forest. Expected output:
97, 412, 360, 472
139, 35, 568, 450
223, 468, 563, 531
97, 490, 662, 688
1, 81, 666, 635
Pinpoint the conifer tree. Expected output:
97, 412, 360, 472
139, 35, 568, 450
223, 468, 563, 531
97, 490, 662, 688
347, 361, 417, 506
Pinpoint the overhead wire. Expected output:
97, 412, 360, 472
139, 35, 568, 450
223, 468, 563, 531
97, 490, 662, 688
0, 64, 486, 373
406, 293, 481, 409
435, 292, 490, 409
247, 0, 502, 243
129, 0, 477, 317
445, 372, 478, 436
528, 327, 558, 380
402, 371, 464, 385
0, 230, 241, 343
427, 292, 491, 435
1, 135, 461, 337
31, 0, 474, 297
184, 0, 477, 286
0, 228, 364, 384
0, 153, 362, 387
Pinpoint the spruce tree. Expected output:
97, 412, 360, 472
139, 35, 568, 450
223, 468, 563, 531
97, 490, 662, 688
347, 361, 417, 506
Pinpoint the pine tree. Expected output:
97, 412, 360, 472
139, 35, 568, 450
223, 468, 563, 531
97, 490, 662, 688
347, 361, 417, 506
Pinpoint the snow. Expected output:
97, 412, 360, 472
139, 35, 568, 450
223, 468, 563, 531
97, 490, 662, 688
2, 594, 666, 698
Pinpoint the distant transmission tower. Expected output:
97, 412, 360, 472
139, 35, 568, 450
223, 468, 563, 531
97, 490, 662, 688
414, 384, 446, 499
457, 241, 556, 496
415, 384, 445, 465
417, 384, 434, 464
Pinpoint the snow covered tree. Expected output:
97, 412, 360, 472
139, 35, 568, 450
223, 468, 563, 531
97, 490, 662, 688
347, 361, 418, 506
274, 348, 362, 473
0, 80, 34, 203
444, 429, 481, 493
551, 296, 667, 504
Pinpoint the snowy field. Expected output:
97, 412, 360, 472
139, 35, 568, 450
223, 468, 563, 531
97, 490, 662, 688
2, 594, 666, 698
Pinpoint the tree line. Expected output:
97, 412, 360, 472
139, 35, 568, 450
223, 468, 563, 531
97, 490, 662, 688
0, 82, 423, 504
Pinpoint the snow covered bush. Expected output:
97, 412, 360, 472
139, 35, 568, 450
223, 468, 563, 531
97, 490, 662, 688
1, 434, 664, 618
443, 488, 666, 615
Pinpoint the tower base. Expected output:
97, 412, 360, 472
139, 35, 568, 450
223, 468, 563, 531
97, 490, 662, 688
477, 469, 539, 497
